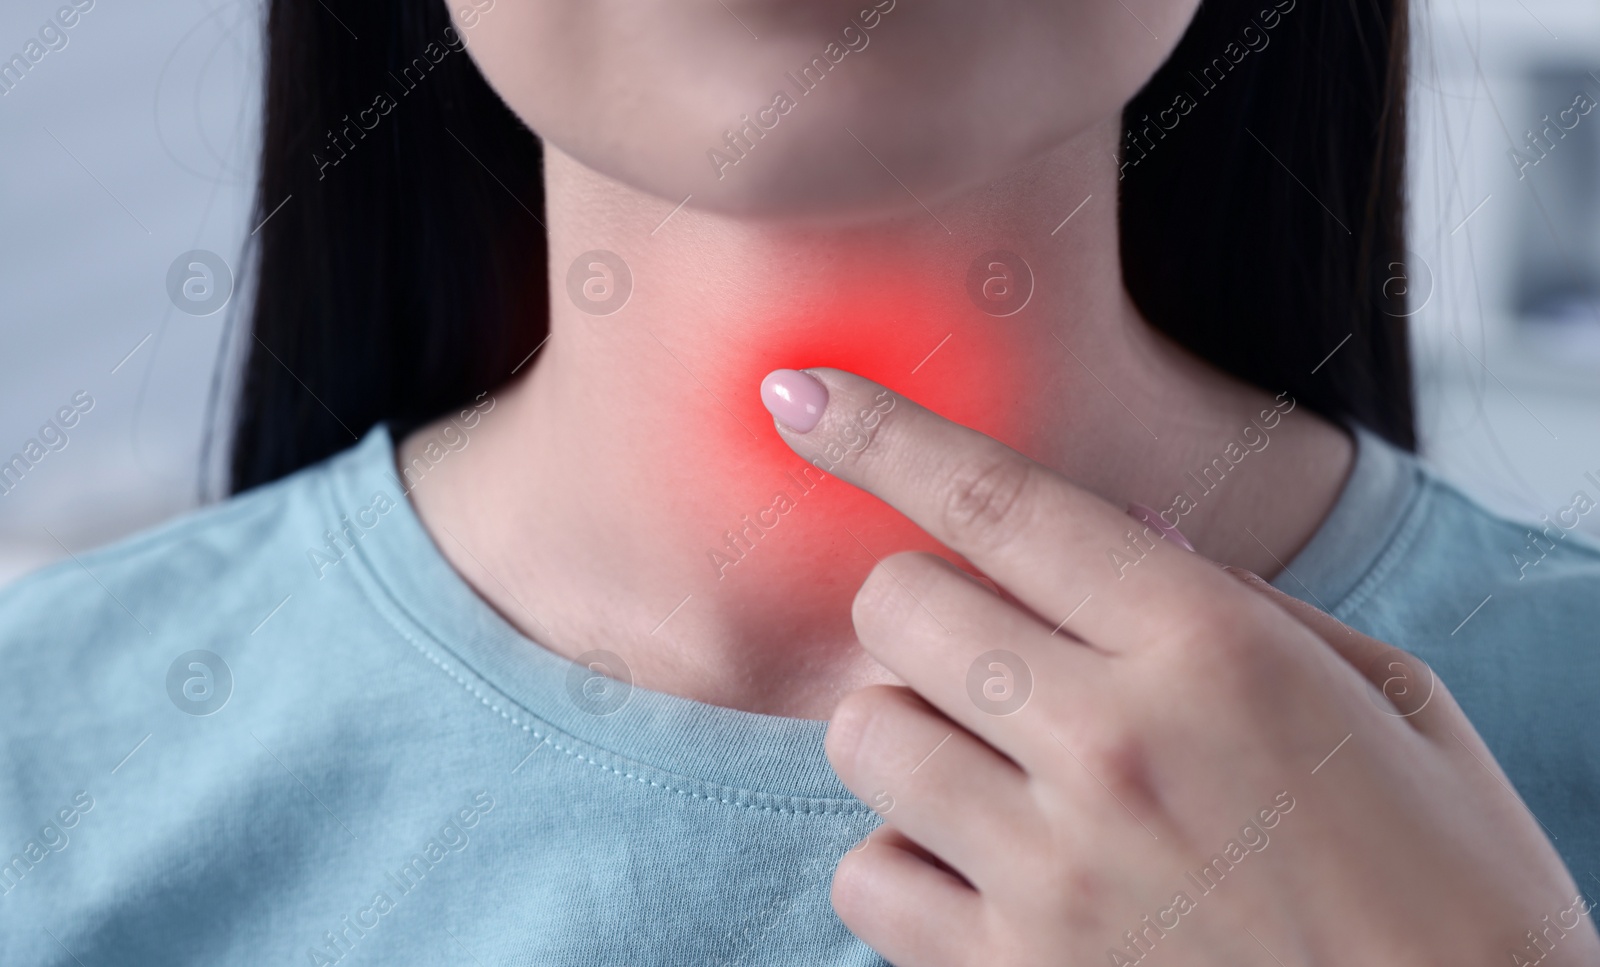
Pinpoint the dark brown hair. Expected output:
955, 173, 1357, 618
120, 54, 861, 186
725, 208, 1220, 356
1122, 0, 1414, 450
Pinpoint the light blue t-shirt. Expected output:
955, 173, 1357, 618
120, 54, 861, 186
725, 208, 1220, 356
1, 420, 1597, 965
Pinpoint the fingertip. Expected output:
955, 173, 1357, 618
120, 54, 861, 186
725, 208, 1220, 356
959, 569, 1003, 597
1220, 564, 1268, 586
918, 552, 1003, 597
760, 368, 828, 433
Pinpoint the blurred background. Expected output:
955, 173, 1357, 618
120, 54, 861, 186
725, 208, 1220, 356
1, 0, 1599, 586
0, 0, 255, 582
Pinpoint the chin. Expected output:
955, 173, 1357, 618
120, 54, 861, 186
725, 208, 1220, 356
546, 101, 1074, 225
466, 0, 1194, 222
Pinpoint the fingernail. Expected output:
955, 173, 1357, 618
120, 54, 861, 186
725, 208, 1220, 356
760, 369, 828, 433
1125, 501, 1196, 552
1221, 564, 1266, 585
954, 566, 1002, 596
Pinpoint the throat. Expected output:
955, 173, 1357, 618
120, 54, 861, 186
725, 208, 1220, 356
397, 138, 1352, 719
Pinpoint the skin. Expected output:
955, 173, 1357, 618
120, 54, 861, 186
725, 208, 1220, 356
409, 0, 1352, 718
777, 369, 1599, 966
457, 0, 1205, 218
398, 0, 1598, 961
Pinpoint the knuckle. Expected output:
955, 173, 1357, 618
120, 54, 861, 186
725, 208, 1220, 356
937, 454, 1040, 554
1160, 605, 1280, 698
1037, 863, 1110, 912
1071, 728, 1149, 801
1210, 635, 1270, 688
1000, 833, 1115, 931
1164, 604, 1255, 663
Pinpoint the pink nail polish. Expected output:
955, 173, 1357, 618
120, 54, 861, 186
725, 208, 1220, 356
1125, 501, 1196, 552
760, 369, 828, 433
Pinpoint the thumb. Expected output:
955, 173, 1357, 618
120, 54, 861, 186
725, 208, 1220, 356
1220, 565, 1446, 727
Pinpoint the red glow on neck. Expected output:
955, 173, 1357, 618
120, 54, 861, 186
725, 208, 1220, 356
683, 261, 1047, 592
733, 270, 1037, 455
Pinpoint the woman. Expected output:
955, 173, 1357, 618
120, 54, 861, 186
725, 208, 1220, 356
1, 0, 1596, 964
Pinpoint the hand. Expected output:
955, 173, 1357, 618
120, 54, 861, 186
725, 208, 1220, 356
759, 367, 1598, 967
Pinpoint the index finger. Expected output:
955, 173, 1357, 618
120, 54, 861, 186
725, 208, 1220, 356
759, 366, 1237, 650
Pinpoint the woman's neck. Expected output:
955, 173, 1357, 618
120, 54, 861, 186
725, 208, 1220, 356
402, 122, 1353, 717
